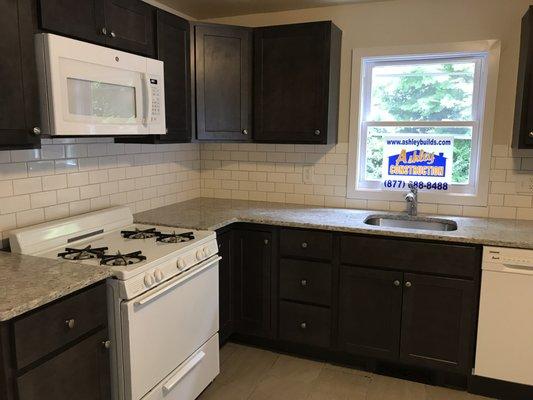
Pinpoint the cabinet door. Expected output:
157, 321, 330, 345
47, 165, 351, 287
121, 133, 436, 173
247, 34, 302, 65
0, 0, 40, 149
195, 24, 252, 141
156, 10, 191, 143
338, 266, 402, 360
400, 273, 475, 372
38, 0, 106, 44
254, 22, 341, 144
514, 6, 533, 149
104, 0, 155, 57
16, 329, 111, 400
233, 229, 272, 337
217, 230, 234, 344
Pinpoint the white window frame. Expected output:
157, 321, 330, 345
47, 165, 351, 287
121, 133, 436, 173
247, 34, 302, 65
347, 40, 501, 206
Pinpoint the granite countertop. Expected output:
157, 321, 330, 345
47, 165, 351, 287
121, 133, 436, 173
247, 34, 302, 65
0, 252, 112, 321
135, 197, 533, 250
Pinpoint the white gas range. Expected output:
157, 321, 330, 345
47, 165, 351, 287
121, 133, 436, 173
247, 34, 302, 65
8, 206, 220, 400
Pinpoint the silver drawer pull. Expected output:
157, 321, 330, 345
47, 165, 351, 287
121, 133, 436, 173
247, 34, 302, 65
65, 319, 75, 329
393, 280, 400, 287
405, 281, 412, 288
102, 340, 111, 349
300, 322, 307, 329
301, 279, 308, 287
301, 242, 308, 249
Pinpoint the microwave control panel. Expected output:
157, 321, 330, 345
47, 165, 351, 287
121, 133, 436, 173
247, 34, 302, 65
149, 78, 162, 123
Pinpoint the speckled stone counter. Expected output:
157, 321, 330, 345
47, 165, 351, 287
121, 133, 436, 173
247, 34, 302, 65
134, 197, 533, 250
0, 252, 112, 321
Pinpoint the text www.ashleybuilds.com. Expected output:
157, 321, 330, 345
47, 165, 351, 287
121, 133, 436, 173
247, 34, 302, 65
385, 138, 452, 147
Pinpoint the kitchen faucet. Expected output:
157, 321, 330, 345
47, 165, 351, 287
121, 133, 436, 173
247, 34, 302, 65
405, 183, 418, 217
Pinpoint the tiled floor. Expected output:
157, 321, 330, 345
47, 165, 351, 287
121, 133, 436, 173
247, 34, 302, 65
198, 343, 493, 400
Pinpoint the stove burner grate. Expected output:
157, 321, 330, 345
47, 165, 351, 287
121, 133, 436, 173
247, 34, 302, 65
121, 228, 160, 240
156, 231, 195, 243
100, 251, 146, 266
58, 245, 108, 260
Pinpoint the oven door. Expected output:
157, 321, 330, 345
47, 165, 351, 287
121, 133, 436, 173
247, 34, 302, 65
120, 256, 220, 400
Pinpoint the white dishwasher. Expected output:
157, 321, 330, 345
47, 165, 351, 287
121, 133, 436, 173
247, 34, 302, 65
475, 246, 533, 386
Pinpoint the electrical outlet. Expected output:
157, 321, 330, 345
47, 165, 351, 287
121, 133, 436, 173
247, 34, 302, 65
516, 174, 533, 193
303, 165, 314, 184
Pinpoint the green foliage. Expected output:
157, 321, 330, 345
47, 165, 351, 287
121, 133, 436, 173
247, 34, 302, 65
366, 63, 474, 184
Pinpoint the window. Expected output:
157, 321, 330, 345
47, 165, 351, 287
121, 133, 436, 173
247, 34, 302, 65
347, 42, 500, 206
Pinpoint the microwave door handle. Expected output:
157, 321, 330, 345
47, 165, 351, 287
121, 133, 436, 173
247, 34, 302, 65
143, 74, 152, 127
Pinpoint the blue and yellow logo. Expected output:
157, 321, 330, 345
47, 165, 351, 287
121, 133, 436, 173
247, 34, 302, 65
387, 149, 447, 178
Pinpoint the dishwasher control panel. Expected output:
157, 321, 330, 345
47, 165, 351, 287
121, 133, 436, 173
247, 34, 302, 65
483, 246, 533, 268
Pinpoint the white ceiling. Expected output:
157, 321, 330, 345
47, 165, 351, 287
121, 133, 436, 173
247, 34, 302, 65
157, 0, 389, 20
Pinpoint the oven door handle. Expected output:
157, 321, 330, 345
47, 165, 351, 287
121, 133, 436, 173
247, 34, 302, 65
134, 256, 221, 307
163, 350, 206, 394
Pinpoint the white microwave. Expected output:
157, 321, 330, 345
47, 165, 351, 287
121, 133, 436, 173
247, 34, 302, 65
35, 33, 165, 136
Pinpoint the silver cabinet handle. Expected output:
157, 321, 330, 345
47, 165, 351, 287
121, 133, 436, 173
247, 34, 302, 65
393, 280, 400, 287
301, 242, 308, 249
101, 27, 107, 35
264, 239, 269, 245
300, 279, 308, 287
110, 31, 116, 38
314, 129, 321, 136
242, 129, 248, 135
65, 319, 75, 329
300, 322, 307, 329
102, 340, 111, 349
529, 131, 533, 138
32, 127, 41, 135
405, 281, 412, 288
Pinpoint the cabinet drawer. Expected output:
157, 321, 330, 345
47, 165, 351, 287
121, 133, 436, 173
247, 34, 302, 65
280, 229, 332, 260
340, 235, 479, 279
279, 301, 330, 348
279, 259, 331, 306
13, 283, 107, 369
17, 328, 110, 400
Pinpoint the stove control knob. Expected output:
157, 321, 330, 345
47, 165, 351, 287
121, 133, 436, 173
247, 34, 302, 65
196, 250, 204, 261
203, 247, 210, 257
144, 273, 155, 287
177, 258, 187, 269
154, 269, 164, 282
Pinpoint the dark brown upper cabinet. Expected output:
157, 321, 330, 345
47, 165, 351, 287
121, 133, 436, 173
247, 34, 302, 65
513, 6, 533, 151
156, 10, 191, 142
195, 23, 253, 141
253, 21, 341, 144
117, 10, 192, 144
0, 0, 40, 149
38, 0, 155, 57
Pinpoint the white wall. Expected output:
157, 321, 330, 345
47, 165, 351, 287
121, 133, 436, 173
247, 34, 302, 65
198, 0, 533, 220
0, 140, 200, 246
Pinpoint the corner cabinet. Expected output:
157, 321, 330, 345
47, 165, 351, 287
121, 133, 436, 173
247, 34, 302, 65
253, 22, 342, 144
194, 24, 253, 141
0, 0, 40, 149
232, 226, 275, 338
38, 0, 155, 57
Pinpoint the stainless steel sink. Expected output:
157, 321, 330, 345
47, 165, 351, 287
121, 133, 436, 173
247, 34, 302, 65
364, 214, 457, 232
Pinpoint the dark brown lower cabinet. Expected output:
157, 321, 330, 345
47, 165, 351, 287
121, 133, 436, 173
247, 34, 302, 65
233, 228, 273, 338
338, 266, 402, 360
218, 230, 234, 344
17, 329, 111, 400
400, 273, 475, 372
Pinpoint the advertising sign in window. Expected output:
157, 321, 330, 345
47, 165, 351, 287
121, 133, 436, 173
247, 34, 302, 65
381, 135, 454, 191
